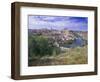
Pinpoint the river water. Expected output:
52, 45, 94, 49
63, 38, 87, 48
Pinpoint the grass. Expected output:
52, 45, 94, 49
28, 46, 88, 66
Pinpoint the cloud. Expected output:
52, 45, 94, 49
28, 15, 88, 31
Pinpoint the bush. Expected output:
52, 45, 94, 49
28, 35, 61, 58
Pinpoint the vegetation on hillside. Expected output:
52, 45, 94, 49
28, 33, 88, 66
28, 35, 61, 58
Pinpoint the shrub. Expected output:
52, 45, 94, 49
28, 35, 61, 58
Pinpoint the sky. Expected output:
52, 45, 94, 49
28, 15, 88, 31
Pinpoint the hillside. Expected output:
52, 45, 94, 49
28, 28, 88, 66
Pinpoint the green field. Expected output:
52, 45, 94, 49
28, 45, 88, 66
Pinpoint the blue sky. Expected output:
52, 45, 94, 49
28, 15, 88, 31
